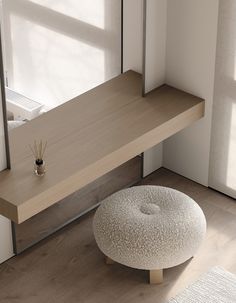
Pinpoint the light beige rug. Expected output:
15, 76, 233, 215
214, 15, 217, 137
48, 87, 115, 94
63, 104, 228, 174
168, 267, 236, 303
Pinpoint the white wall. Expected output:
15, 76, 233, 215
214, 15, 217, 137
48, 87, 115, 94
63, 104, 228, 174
0, 216, 13, 264
209, 0, 236, 198
2, 0, 121, 110
144, 0, 167, 93
142, 0, 167, 177
143, 144, 163, 177
163, 0, 219, 186
0, 82, 14, 264
123, 0, 143, 73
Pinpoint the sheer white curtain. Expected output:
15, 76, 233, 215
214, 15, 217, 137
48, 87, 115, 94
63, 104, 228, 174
209, 0, 236, 198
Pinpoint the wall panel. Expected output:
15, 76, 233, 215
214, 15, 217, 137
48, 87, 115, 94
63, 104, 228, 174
142, 0, 167, 176
163, 0, 219, 186
123, 0, 143, 73
209, 0, 236, 198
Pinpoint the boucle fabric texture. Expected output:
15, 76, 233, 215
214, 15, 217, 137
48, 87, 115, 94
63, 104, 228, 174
93, 185, 206, 270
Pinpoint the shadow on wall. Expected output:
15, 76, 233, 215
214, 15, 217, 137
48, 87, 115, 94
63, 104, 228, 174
2, 0, 121, 109
209, 0, 236, 198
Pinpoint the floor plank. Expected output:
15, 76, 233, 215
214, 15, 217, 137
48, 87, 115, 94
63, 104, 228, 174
0, 168, 236, 303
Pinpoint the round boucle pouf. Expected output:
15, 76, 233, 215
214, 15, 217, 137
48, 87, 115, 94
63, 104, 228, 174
93, 185, 206, 271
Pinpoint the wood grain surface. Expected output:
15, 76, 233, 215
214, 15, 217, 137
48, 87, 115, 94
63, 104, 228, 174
0, 71, 204, 223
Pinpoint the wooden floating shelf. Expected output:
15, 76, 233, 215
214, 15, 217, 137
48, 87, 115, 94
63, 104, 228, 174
0, 71, 205, 224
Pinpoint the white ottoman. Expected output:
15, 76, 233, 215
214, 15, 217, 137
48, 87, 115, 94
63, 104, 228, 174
93, 185, 206, 284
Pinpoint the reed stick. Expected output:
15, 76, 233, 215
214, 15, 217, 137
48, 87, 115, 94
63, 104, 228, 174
29, 144, 37, 158
39, 140, 42, 160
34, 140, 38, 159
29, 140, 47, 161
42, 141, 47, 159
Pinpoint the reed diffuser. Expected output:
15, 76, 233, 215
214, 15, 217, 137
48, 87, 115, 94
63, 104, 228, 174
29, 140, 47, 176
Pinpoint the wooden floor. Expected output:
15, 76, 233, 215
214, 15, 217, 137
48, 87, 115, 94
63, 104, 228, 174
0, 168, 236, 303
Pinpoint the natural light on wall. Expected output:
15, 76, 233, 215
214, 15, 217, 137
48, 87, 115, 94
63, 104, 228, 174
2, 0, 121, 110
226, 102, 236, 189
29, 0, 105, 29
10, 15, 105, 109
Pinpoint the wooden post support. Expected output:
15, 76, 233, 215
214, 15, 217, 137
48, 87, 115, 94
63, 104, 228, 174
149, 269, 163, 284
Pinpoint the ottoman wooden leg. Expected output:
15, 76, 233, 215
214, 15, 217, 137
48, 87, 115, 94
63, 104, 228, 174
105, 256, 115, 265
149, 269, 163, 284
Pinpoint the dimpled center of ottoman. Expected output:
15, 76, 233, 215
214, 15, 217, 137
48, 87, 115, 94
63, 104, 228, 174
140, 203, 160, 215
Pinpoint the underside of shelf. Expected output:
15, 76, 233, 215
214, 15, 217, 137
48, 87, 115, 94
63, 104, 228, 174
0, 70, 205, 223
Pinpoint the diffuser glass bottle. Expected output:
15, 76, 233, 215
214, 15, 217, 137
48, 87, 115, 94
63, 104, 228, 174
30, 140, 47, 177
34, 159, 46, 176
